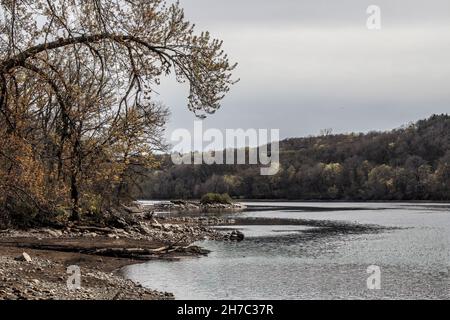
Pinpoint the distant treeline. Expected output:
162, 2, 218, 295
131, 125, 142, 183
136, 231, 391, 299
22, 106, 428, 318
136, 114, 450, 201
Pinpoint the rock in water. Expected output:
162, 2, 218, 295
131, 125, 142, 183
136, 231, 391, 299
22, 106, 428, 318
230, 230, 245, 242
15, 252, 32, 262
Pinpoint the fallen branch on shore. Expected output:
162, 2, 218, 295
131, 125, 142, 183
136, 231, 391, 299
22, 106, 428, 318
0, 239, 209, 260
72, 226, 114, 233
87, 235, 194, 257
92, 245, 176, 256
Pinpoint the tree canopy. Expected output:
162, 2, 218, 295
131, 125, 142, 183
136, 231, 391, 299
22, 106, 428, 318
0, 0, 237, 225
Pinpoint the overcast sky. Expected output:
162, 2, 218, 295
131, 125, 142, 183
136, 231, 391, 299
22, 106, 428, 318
158, 0, 450, 150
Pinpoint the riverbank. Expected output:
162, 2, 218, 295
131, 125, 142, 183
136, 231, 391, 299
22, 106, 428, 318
0, 204, 243, 300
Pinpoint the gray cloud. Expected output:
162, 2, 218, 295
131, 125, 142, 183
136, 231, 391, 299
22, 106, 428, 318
179, 0, 450, 26
160, 1, 450, 149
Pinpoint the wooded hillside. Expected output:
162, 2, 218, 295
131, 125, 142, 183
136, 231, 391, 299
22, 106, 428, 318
138, 114, 450, 201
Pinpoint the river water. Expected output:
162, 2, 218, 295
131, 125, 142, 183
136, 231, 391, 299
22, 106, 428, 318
122, 202, 450, 300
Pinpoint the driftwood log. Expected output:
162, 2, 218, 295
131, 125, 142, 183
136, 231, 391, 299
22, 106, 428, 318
72, 226, 114, 233
0, 239, 208, 260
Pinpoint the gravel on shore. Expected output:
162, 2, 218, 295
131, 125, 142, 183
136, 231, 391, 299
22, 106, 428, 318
0, 211, 241, 300
0, 254, 172, 300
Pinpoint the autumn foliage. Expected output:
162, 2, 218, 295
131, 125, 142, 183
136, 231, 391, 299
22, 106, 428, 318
0, 0, 236, 226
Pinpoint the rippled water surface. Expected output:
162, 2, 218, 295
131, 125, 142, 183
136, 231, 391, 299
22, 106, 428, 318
123, 202, 450, 300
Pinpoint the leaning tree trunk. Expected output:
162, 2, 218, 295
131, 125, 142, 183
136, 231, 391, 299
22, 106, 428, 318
69, 132, 83, 221
70, 173, 80, 221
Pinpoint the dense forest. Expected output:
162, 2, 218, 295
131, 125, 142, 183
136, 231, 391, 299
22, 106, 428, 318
137, 114, 450, 201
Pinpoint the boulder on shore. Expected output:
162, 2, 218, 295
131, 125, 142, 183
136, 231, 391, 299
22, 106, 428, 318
15, 252, 32, 262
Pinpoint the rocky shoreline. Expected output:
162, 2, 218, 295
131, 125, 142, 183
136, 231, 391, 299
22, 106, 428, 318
0, 202, 245, 300
147, 200, 247, 213
0, 253, 172, 300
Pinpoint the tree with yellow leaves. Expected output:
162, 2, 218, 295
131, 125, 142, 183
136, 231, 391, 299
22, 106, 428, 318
0, 0, 236, 225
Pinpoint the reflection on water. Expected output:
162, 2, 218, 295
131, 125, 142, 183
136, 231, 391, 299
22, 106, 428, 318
123, 202, 450, 300
214, 225, 316, 238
